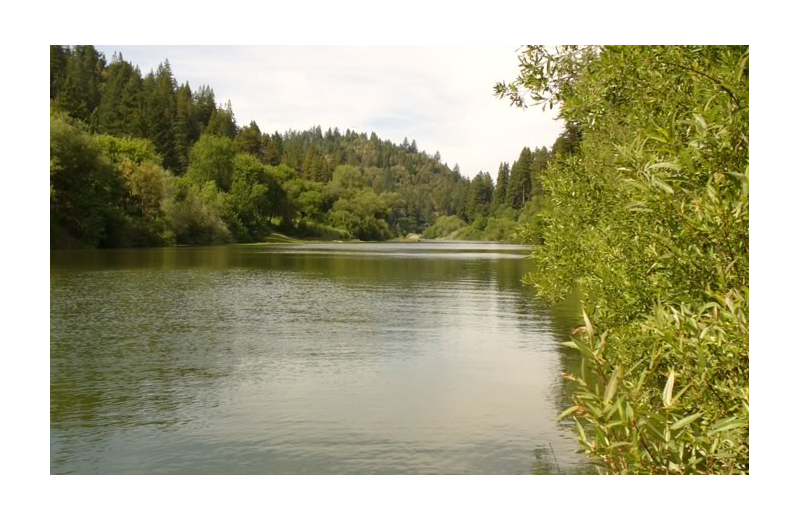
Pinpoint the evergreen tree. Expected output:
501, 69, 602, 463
206, 100, 237, 138
551, 121, 582, 157
50, 45, 68, 99
193, 85, 216, 134
97, 56, 138, 136
172, 83, 194, 173
491, 162, 509, 210
506, 147, 532, 209
54, 45, 105, 122
235, 121, 262, 156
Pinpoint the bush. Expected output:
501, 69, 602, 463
499, 46, 749, 473
421, 215, 467, 239
294, 220, 352, 240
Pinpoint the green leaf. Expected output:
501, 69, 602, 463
603, 366, 621, 405
651, 178, 674, 194
558, 405, 581, 420
670, 412, 703, 430
648, 162, 681, 172
575, 419, 587, 444
693, 114, 708, 131
645, 133, 668, 144
708, 417, 748, 435
625, 200, 648, 212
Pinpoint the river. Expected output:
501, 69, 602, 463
50, 241, 586, 474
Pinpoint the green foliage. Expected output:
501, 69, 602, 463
162, 178, 232, 244
506, 147, 532, 209
225, 153, 280, 241
561, 294, 748, 474
50, 111, 122, 247
186, 134, 236, 191
94, 134, 161, 165
490, 163, 509, 212
293, 220, 352, 240
235, 121, 262, 156
119, 157, 169, 219
205, 100, 237, 139
421, 215, 468, 239
500, 45, 749, 474
52, 45, 537, 246
331, 164, 371, 190
466, 171, 494, 219
329, 189, 391, 241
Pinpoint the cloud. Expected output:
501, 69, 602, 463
96, 45, 564, 178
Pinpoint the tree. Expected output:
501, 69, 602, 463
205, 100, 237, 138
551, 121, 582, 157
497, 45, 749, 474
50, 45, 68, 99
529, 146, 550, 200
186, 134, 236, 191
491, 162, 510, 211
226, 154, 275, 240
505, 147, 532, 209
53, 45, 105, 122
331, 164, 369, 190
235, 121, 262, 156
192, 85, 216, 133
466, 171, 493, 220
50, 111, 122, 247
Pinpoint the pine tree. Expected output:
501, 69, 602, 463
491, 162, 510, 210
506, 147, 532, 209
172, 83, 194, 173
193, 85, 216, 134
206, 101, 237, 138
120, 69, 144, 136
54, 45, 105, 122
97, 57, 138, 135
235, 121, 262, 156
50, 45, 68, 100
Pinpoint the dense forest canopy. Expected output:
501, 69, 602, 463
50, 45, 561, 247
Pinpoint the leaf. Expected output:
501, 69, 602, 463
670, 412, 703, 430
604, 366, 621, 405
645, 133, 668, 144
558, 406, 581, 420
648, 162, 681, 172
693, 114, 708, 131
651, 178, 674, 194
625, 200, 647, 211
708, 417, 748, 435
582, 309, 594, 339
663, 369, 675, 408
575, 423, 588, 445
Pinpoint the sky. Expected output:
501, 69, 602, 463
96, 46, 564, 179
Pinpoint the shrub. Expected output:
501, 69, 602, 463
498, 46, 749, 473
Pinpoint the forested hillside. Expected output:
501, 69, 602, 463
50, 45, 558, 248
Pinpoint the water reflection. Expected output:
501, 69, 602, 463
51, 242, 586, 474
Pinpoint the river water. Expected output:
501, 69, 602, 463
50, 241, 585, 474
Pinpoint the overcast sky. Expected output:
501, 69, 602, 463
96, 46, 563, 179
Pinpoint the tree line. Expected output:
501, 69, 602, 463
51, 45, 550, 247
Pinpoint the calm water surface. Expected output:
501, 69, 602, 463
50, 241, 585, 474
